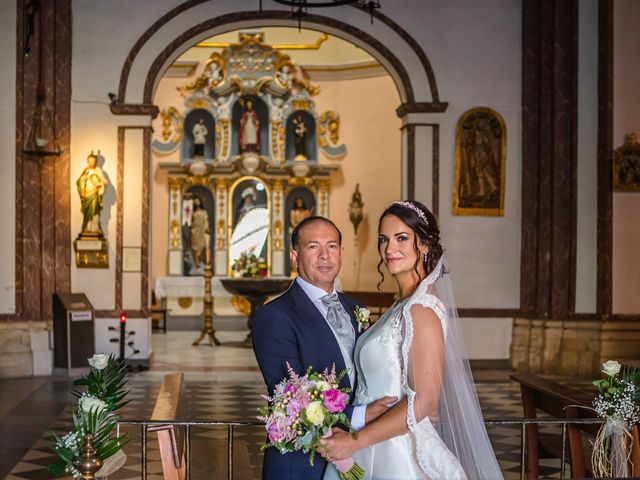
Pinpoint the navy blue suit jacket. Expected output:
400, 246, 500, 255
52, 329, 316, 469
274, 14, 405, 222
252, 280, 362, 480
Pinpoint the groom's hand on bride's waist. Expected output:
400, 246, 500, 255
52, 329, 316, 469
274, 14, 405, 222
364, 396, 398, 424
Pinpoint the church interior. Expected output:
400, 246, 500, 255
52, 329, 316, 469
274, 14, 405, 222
1, 0, 640, 478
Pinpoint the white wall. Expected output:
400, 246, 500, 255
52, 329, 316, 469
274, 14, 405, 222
0, 0, 16, 314
396, 1, 523, 308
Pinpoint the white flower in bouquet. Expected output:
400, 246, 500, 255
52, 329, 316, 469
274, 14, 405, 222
79, 395, 108, 415
305, 401, 325, 426
315, 380, 332, 391
88, 353, 109, 370
602, 360, 622, 376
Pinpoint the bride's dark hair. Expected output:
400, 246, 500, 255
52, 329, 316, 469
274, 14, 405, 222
376, 200, 443, 292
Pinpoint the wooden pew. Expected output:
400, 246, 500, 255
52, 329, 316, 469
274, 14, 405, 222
512, 373, 640, 479
150, 372, 186, 480
510, 373, 597, 479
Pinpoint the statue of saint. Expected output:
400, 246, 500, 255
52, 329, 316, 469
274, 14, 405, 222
293, 115, 307, 160
190, 196, 209, 269
192, 118, 207, 157
239, 98, 260, 153
289, 196, 312, 232
236, 187, 257, 223
276, 64, 293, 89
76, 151, 107, 235
205, 59, 223, 88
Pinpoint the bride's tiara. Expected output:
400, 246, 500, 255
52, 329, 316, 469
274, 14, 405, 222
389, 201, 428, 225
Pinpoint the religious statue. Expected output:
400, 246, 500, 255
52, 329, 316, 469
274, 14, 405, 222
190, 196, 209, 269
289, 196, 312, 232
236, 187, 257, 222
76, 151, 107, 235
293, 115, 307, 160
192, 118, 207, 157
276, 64, 293, 89
462, 117, 499, 199
239, 98, 260, 153
205, 59, 223, 88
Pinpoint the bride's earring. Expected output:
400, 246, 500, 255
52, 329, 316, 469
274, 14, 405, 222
423, 252, 428, 262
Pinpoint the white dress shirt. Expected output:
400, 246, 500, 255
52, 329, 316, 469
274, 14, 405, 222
295, 276, 366, 430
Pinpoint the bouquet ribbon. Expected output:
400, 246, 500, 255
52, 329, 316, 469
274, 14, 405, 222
592, 418, 633, 478
322, 430, 364, 480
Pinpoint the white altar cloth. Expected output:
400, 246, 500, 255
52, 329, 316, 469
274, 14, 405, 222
155, 276, 204, 299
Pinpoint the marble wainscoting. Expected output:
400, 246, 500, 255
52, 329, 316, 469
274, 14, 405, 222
510, 318, 640, 377
0, 322, 53, 378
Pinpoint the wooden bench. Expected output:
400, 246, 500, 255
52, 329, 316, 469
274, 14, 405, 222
150, 372, 186, 480
511, 373, 640, 478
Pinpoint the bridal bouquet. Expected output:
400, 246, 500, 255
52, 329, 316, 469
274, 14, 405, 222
258, 363, 364, 480
48, 354, 130, 479
231, 252, 268, 278
591, 360, 640, 477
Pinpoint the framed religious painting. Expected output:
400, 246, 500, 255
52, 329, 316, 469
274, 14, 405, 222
453, 107, 507, 216
613, 132, 640, 191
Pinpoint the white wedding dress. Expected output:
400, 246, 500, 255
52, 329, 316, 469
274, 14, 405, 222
324, 260, 503, 480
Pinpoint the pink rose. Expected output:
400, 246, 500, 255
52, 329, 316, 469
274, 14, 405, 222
323, 389, 348, 413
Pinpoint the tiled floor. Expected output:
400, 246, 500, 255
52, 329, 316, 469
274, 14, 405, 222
0, 330, 594, 479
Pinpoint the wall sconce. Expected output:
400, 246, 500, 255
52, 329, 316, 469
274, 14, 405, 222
348, 183, 364, 235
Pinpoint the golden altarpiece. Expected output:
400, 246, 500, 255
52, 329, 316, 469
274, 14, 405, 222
153, 33, 345, 317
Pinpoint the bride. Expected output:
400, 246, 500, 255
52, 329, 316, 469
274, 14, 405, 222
320, 201, 503, 480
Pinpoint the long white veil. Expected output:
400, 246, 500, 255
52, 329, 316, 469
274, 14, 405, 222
428, 256, 502, 478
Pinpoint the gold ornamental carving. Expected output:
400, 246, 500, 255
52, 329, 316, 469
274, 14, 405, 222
177, 297, 193, 309
613, 132, 640, 191
318, 111, 340, 147
160, 107, 184, 143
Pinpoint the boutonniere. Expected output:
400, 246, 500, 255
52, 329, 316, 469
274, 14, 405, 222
354, 306, 371, 333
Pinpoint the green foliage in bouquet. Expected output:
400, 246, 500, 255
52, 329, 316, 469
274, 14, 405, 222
47, 354, 130, 479
231, 252, 268, 278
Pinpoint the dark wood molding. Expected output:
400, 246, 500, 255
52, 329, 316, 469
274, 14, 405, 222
520, 0, 579, 320
597, 0, 613, 318
406, 125, 415, 200
458, 308, 521, 318
109, 103, 159, 118
141, 11, 415, 105
3, 0, 72, 322
432, 124, 439, 217
396, 102, 448, 117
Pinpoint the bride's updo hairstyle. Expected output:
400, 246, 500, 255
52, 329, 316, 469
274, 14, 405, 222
377, 200, 443, 291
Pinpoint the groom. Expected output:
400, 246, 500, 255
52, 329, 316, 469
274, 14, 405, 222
252, 216, 394, 479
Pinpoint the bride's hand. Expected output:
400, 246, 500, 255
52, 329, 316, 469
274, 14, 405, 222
319, 427, 360, 461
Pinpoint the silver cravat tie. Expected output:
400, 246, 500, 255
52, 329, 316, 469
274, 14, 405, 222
320, 293, 355, 354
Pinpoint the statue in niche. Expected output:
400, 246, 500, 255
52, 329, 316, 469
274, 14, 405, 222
293, 115, 307, 160
289, 196, 312, 232
192, 118, 208, 157
239, 98, 260, 153
190, 196, 209, 270
236, 187, 257, 222
77, 151, 107, 235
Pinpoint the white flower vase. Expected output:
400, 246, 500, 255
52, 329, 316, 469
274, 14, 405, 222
592, 418, 633, 477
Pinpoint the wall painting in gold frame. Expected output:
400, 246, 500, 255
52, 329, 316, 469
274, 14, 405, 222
453, 107, 506, 216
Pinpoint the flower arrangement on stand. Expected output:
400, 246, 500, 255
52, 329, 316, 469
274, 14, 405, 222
591, 360, 640, 477
231, 252, 268, 278
48, 354, 130, 479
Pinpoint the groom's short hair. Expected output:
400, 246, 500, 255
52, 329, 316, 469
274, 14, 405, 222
291, 216, 342, 250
